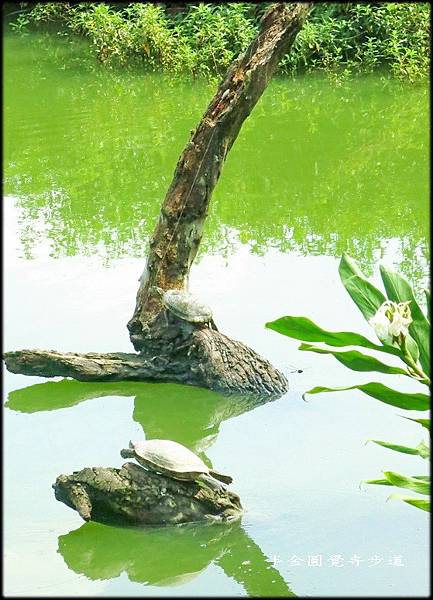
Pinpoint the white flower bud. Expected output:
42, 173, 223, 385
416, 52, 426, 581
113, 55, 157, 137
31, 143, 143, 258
369, 304, 393, 344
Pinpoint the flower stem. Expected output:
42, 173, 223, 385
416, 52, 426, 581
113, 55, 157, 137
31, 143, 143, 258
400, 337, 430, 386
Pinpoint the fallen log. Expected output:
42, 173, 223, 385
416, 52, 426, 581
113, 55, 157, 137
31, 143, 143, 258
4, 323, 288, 395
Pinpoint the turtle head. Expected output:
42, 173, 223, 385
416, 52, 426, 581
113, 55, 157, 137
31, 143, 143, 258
120, 440, 136, 459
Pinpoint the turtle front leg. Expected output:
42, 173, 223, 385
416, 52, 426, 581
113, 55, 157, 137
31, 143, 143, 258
197, 473, 226, 493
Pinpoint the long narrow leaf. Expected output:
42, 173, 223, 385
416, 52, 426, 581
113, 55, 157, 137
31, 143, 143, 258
339, 253, 387, 322
387, 494, 430, 512
379, 264, 430, 376
382, 471, 430, 495
303, 382, 430, 410
424, 288, 430, 322
265, 316, 402, 357
368, 439, 429, 458
299, 344, 408, 375
401, 416, 430, 430
401, 498, 430, 512
365, 478, 393, 486
366, 475, 430, 486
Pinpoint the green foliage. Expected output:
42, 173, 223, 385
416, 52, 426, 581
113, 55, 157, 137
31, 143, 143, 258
302, 382, 429, 411
379, 264, 430, 376
298, 345, 410, 376
367, 471, 430, 495
267, 254, 430, 511
8, 2, 430, 80
367, 439, 430, 459
266, 316, 403, 357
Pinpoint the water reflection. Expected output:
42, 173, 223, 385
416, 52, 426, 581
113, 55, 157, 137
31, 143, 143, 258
6, 379, 278, 458
58, 520, 294, 596
4, 33, 429, 285
7, 379, 292, 594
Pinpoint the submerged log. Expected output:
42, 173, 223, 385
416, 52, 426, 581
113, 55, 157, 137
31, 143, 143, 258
53, 462, 242, 526
3, 3, 312, 395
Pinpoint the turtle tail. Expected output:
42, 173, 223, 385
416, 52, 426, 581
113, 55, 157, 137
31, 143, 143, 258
209, 470, 233, 485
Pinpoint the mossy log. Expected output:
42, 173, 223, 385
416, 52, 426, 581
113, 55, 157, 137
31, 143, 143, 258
53, 462, 242, 526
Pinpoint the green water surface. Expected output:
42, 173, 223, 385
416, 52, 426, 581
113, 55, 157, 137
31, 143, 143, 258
3, 31, 430, 597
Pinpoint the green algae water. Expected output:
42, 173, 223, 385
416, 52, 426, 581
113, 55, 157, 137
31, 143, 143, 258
3, 32, 430, 596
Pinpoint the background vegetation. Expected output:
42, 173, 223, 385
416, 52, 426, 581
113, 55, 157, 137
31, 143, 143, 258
6, 2, 431, 81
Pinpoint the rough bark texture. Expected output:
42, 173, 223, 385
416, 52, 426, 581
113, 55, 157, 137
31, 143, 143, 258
127, 2, 312, 347
53, 462, 242, 526
3, 331, 288, 395
3, 3, 312, 396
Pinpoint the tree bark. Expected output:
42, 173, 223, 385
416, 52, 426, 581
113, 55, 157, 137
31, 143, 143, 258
128, 2, 312, 347
53, 462, 242, 526
3, 3, 312, 396
3, 329, 288, 394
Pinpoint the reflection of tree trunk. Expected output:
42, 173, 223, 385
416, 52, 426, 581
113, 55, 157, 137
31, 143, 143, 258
218, 531, 296, 597
3, 3, 312, 395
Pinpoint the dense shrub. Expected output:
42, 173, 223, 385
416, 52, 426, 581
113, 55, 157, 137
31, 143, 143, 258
8, 2, 430, 80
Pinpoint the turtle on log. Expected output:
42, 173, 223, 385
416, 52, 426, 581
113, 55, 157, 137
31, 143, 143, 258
151, 287, 218, 331
121, 439, 232, 493
53, 461, 242, 525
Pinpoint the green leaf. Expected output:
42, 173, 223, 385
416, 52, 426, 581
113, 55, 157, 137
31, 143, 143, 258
424, 288, 430, 322
382, 471, 430, 495
364, 477, 393, 486
303, 382, 430, 410
401, 416, 430, 430
386, 493, 430, 512
299, 344, 409, 375
401, 498, 430, 512
339, 253, 387, 322
379, 264, 430, 376
416, 440, 430, 459
366, 474, 430, 485
404, 334, 420, 364
265, 316, 402, 358
368, 439, 429, 458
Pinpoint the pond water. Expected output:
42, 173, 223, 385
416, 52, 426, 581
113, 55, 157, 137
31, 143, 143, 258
3, 32, 430, 597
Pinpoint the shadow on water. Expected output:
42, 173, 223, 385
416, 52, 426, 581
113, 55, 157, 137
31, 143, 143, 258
58, 519, 295, 596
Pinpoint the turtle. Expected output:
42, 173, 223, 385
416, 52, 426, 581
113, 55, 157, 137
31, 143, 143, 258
150, 286, 218, 330
120, 439, 232, 492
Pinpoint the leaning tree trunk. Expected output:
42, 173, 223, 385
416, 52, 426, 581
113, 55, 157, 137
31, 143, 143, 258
4, 3, 312, 396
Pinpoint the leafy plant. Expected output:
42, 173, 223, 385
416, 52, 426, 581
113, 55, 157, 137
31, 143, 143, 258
7, 3, 430, 81
266, 253, 430, 511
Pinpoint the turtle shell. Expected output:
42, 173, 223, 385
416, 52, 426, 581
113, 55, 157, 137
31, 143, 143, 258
162, 290, 213, 323
130, 439, 209, 480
